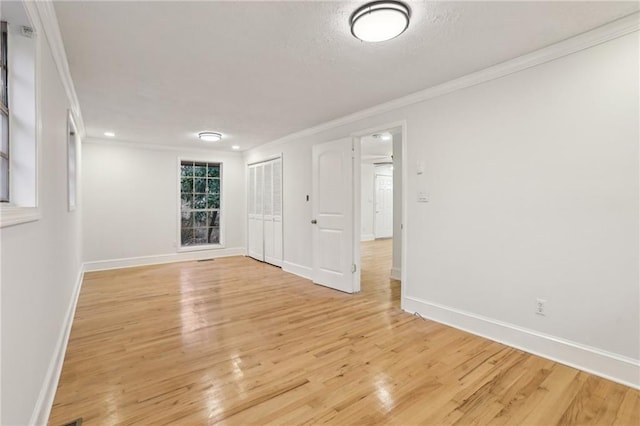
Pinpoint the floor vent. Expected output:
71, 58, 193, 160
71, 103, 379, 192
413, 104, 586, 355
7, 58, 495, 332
63, 418, 83, 426
198, 258, 215, 262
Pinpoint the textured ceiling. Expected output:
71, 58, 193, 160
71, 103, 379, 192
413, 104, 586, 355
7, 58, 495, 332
54, 1, 639, 151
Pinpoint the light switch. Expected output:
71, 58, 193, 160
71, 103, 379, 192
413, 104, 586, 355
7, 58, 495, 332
416, 161, 425, 175
417, 191, 429, 202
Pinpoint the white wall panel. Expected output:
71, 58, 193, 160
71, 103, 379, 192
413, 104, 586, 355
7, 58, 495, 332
82, 143, 245, 262
1, 20, 83, 425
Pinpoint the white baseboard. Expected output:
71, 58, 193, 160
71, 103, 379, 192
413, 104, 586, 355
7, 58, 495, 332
83, 247, 245, 272
361, 234, 375, 242
264, 256, 283, 268
403, 296, 640, 390
390, 267, 401, 281
282, 261, 313, 280
29, 267, 85, 426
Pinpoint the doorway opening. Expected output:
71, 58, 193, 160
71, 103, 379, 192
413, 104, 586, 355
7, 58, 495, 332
357, 125, 402, 306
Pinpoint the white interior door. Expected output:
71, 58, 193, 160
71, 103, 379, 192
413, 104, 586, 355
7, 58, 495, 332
248, 164, 264, 260
374, 174, 393, 238
265, 158, 283, 266
312, 138, 355, 293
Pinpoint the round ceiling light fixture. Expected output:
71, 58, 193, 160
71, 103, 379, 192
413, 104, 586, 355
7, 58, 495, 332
198, 131, 222, 142
350, 1, 411, 43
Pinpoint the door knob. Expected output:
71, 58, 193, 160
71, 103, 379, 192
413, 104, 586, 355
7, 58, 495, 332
311, 219, 317, 224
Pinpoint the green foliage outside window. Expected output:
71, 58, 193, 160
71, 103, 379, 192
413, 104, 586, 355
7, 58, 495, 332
180, 161, 221, 246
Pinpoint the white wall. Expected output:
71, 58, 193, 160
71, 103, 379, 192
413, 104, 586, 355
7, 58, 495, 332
360, 163, 375, 241
245, 31, 639, 385
82, 141, 246, 266
0, 19, 83, 426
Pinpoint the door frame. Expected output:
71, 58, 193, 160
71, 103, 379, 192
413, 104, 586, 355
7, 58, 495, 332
351, 120, 408, 307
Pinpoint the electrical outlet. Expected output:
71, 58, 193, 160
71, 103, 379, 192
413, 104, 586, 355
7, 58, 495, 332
536, 298, 547, 316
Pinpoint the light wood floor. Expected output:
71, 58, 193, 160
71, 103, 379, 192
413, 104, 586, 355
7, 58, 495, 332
50, 239, 639, 425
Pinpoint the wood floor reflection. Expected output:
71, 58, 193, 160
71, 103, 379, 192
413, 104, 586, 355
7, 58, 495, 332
49, 239, 638, 425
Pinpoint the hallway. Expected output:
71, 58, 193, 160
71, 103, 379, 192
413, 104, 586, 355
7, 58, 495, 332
360, 238, 400, 307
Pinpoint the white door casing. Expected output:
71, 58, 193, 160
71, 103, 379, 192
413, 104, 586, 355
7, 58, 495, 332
312, 138, 355, 293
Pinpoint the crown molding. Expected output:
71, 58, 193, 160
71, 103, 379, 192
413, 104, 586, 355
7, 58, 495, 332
84, 137, 244, 156
23, 0, 86, 137
256, 11, 640, 152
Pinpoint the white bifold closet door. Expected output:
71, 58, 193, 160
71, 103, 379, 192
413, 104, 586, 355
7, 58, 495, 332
248, 165, 264, 260
248, 158, 282, 266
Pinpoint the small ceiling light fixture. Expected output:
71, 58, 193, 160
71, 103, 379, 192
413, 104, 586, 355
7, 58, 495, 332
104, 131, 115, 137
350, 1, 411, 43
231, 145, 240, 150
373, 133, 392, 141
198, 131, 222, 142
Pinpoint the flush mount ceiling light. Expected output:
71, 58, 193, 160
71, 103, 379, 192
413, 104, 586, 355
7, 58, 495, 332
104, 131, 115, 137
198, 131, 222, 142
350, 1, 411, 43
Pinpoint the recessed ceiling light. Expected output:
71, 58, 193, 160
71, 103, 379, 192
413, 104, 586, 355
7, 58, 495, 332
198, 132, 222, 142
104, 131, 115, 137
350, 1, 411, 43
231, 145, 240, 150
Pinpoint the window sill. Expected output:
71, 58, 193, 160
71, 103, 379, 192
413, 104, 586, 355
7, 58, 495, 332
0, 205, 41, 228
178, 244, 224, 253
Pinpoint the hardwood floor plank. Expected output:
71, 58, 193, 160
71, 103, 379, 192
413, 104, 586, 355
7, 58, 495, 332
49, 239, 639, 425
613, 389, 640, 425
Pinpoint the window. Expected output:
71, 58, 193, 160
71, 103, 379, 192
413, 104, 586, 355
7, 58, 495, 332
1, 21, 8, 202
180, 161, 221, 247
0, 3, 39, 228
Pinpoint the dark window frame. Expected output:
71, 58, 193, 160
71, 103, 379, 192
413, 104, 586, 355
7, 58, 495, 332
179, 160, 222, 247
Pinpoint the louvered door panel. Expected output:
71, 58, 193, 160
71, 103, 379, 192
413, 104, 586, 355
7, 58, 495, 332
248, 164, 264, 261
270, 158, 283, 265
